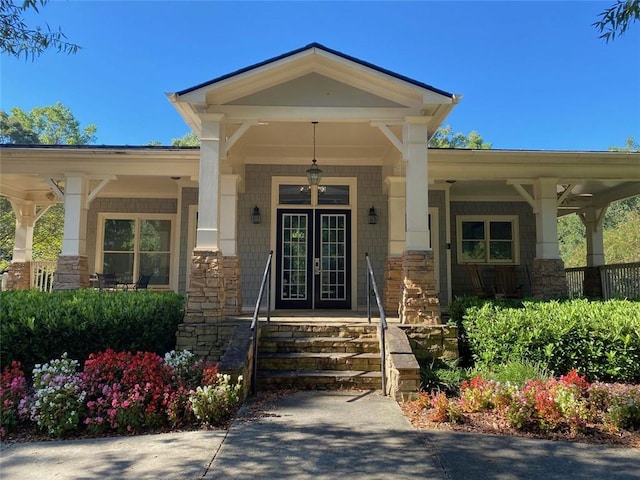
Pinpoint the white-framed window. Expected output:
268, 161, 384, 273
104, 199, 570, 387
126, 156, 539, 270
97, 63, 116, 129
97, 213, 174, 287
457, 215, 519, 264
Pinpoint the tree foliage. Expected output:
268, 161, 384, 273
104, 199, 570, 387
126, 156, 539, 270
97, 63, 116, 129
0, 0, 80, 60
429, 125, 492, 149
0, 103, 96, 269
593, 0, 640, 42
0, 103, 97, 145
171, 131, 200, 146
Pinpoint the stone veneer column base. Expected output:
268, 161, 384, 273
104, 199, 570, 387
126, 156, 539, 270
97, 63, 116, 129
383, 256, 403, 314
222, 256, 242, 315
6, 261, 31, 290
53, 256, 89, 290
186, 249, 226, 323
400, 250, 441, 325
583, 266, 603, 299
531, 258, 568, 299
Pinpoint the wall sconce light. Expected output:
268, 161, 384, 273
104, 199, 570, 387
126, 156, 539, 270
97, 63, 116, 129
368, 206, 378, 225
251, 205, 261, 224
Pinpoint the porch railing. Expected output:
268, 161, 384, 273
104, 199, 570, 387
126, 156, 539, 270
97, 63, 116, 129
31, 260, 57, 292
565, 266, 586, 298
250, 251, 273, 395
365, 253, 387, 396
600, 262, 640, 300
565, 262, 640, 300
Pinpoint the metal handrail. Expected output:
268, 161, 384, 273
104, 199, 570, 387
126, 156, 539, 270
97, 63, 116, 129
250, 250, 273, 395
365, 253, 388, 395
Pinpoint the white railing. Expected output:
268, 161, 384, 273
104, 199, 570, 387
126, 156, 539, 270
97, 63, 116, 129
31, 260, 57, 292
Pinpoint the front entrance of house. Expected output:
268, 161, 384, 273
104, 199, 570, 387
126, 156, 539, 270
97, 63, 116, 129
275, 209, 351, 309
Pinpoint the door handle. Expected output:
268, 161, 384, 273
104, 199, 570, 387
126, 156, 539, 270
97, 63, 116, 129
314, 258, 321, 275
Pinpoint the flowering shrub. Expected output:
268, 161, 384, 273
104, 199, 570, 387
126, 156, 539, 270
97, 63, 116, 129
409, 370, 640, 437
190, 374, 242, 426
1, 361, 28, 438
29, 353, 86, 437
82, 349, 175, 433
0, 349, 245, 440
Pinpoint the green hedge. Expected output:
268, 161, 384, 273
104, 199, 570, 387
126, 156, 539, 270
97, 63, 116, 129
1, 289, 185, 371
457, 298, 640, 383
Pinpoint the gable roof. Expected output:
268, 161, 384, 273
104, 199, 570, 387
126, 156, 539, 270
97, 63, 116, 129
176, 42, 453, 99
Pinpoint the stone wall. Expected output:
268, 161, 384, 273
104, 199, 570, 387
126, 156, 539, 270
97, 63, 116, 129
223, 256, 242, 315
531, 258, 568, 299
399, 250, 440, 325
384, 326, 420, 402
6, 261, 30, 290
218, 322, 254, 402
53, 255, 89, 290
175, 321, 245, 361
401, 325, 458, 361
383, 256, 403, 314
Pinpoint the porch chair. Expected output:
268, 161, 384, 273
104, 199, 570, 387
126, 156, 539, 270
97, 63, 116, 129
96, 273, 118, 291
465, 264, 492, 298
133, 274, 152, 291
494, 265, 523, 299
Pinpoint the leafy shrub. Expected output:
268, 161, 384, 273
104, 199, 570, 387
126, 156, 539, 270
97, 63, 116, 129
471, 360, 550, 387
427, 392, 464, 423
588, 382, 640, 432
29, 353, 86, 437
0, 289, 185, 372
460, 298, 640, 382
419, 358, 470, 394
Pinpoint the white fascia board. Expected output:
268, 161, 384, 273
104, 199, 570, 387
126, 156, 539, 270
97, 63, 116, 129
214, 105, 419, 123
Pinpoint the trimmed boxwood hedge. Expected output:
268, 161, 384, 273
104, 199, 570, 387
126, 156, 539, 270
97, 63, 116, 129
1, 289, 185, 372
450, 297, 640, 383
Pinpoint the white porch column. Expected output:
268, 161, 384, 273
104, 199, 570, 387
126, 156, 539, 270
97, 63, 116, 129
403, 117, 430, 250
398, 117, 439, 324
533, 178, 560, 259
61, 174, 89, 256
581, 207, 607, 267
219, 174, 240, 255
196, 114, 225, 250
385, 177, 406, 255
531, 178, 567, 298
55, 173, 90, 290
10, 199, 35, 262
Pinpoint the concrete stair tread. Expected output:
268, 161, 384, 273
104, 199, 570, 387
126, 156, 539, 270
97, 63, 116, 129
260, 336, 378, 343
259, 352, 380, 359
258, 370, 381, 378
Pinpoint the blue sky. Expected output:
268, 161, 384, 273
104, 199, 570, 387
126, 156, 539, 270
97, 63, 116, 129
1, 1, 639, 150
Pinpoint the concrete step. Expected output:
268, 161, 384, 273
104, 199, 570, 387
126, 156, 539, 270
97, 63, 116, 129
257, 369, 382, 390
258, 336, 380, 354
259, 352, 381, 371
260, 323, 378, 339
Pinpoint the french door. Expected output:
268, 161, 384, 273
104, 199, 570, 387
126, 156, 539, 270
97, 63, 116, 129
275, 209, 351, 309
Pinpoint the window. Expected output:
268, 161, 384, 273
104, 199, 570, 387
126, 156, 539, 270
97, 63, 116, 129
99, 214, 173, 286
457, 216, 519, 264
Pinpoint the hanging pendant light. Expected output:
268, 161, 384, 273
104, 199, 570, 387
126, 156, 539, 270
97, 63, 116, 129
306, 121, 322, 186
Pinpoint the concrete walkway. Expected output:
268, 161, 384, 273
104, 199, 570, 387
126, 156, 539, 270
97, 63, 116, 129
1, 390, 639, 479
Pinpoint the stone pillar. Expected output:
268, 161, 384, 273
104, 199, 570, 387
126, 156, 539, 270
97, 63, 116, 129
54, 255, 89, 290
383, 256, 403, 314
531, 258, 567, 298
223, 255, 242, 315
583, 267, 603, 299
54, 174, 90, 290
185, 249, 226, 323
531, 179, 567, 298
5, 261, 31, 290
400, 250, 440, 325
